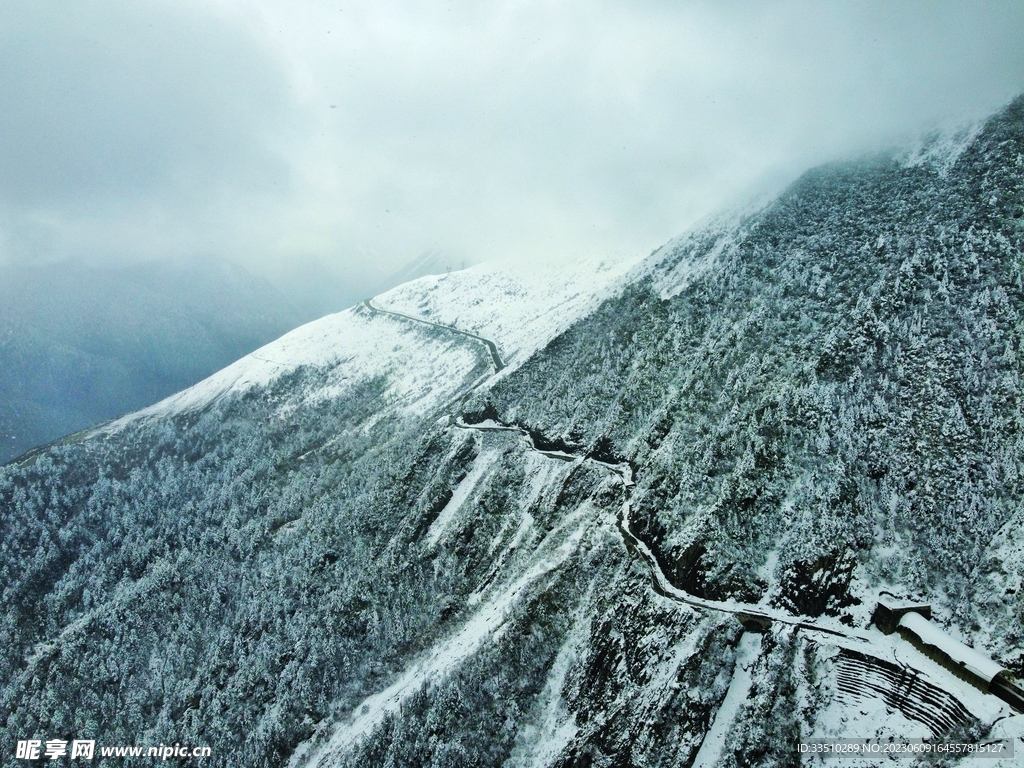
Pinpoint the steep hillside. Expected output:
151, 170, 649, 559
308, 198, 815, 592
2, 97, 1024, 767
481, 98, 1024, 667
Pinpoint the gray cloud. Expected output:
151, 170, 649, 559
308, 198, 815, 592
0, 5, 285, 203
0, 0, 293, 264
1, 0, 1023, 287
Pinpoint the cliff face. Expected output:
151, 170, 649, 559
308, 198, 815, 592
2, 98, 1023, 767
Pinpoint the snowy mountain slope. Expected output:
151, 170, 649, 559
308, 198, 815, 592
3, 95, 1024, 768
482, 93, 1024, 645
298, 409, 1015, 766
95, 301, 489, 435
374, 254, 641, 373
87, 253, 637, 438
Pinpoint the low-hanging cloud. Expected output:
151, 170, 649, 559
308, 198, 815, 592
0, 1, 295, 263
1, 0, 1023, 286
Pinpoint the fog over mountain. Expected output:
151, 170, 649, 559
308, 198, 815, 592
1, 1, 1023, 284
0, 250, 469, 465
0, 258, 305, 464
2, 96, 1023, 766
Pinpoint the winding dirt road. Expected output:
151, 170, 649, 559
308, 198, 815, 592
363, 299, 505, 372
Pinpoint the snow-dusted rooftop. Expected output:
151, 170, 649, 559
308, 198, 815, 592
898, 611, 1006, 684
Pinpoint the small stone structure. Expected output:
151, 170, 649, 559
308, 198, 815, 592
871, 596, 932, 635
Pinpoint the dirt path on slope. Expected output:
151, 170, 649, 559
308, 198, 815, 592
363, 299, 505, 372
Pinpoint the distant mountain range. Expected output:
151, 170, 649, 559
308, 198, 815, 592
0, 256, 309, 463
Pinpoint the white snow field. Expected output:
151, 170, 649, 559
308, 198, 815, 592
373, 254, 642, 372
94, 254, 641, 436
97, 297, 484, 434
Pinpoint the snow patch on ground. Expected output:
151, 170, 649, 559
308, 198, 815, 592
901, 120, 983, 176
653, 228, 736, 300
521, 450, 571, 512
486, 504, 536, 557
691, 632, 763, 768
988, 716, 1024, 768
291, 502, 596, 768
373, 254, 641, 373
505, 612, 589, 768
425, 448, 501, 546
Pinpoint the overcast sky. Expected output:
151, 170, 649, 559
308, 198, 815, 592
1, 0, 1023, 291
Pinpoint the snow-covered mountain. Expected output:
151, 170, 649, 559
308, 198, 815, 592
3, 96, 1024, 767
